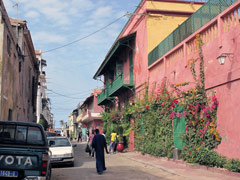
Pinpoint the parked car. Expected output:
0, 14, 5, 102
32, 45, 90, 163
45, 131, 58, 137
47, 136, 76, 167
0, 121, 52, 180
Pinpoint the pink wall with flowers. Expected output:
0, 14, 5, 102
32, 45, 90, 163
148, 1, 240, 159
115, 0, 204, 151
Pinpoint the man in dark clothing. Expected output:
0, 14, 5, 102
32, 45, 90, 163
92, 129, 109, 175
78, 131, 82, 142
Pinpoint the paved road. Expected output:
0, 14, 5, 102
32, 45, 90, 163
51, 142, 178, 180
51, 142, 240, 180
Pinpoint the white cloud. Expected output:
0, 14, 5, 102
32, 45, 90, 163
33, 31, 67, 44
40, 7, 70, 25
25, 10, 40, 19
91, 6, 114, 18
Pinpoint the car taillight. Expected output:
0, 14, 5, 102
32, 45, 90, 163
41, 153, 49, 176
42, 153, 49, 161
42, 161, 48, 168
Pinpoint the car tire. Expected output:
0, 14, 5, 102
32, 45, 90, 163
70, 161, 74, 167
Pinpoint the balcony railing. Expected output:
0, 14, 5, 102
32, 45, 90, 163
97, 73, 134, 105
148, 0, 238, 66
97, 88, 109, 105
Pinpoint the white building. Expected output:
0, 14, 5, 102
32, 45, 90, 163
36, 50, 52, 127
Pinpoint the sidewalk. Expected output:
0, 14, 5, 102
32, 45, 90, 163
118, 151, 240, 180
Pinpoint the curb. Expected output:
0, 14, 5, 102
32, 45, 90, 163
126, 151, 240, 178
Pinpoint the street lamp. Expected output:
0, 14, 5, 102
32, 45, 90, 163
217, 53, 233, 65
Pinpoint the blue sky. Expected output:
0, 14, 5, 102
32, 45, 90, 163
3, 0, 141, 128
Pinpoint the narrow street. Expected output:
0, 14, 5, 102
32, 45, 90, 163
52, 142, 167, 180
52, 142, 240, 180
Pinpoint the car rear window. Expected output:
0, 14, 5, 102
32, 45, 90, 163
48, 138, 71, 147
45, 131, 57, 137
0, 124, 45, 146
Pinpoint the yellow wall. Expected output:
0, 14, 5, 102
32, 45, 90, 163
147, 1, 202, 12
146, 1, 203, 53
76, 114, 82, 123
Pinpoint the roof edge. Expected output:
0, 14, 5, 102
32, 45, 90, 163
93, 32, 136, 79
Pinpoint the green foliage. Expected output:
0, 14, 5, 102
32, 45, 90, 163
182, 147, 226, 168
123, 127, 132, 136
224, 159, 240, 172
38, 117, 48, 131
133, 81, 174, 158
101, 108, 131, 144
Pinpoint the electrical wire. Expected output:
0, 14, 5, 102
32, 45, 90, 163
46, 89, 86, 99
42, 13, 128, 54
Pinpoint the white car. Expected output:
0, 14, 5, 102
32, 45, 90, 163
47, 136, 77, 167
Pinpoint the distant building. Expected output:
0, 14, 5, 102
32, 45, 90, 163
80, 89, 104, 134
35, 50, 52, 127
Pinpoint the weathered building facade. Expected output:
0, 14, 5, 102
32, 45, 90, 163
0, 1, 38, 122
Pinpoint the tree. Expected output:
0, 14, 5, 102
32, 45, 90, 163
38, 115, 49, 131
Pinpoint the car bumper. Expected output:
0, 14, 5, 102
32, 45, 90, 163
50, 157, 74, 165
24, 176, 46, 180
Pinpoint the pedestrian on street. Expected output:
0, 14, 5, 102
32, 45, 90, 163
92, 129, 109, 175
109, 132, 117, 154
78, 131, 82, 142
88, 130, 95, 157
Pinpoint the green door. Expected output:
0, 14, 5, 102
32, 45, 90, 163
173, 105, 185, 149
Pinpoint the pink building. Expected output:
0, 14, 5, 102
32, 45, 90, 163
148, 1, 240, 159
94, 0, 240, 160
80, 89, 104, 134
94, 0, 205, 150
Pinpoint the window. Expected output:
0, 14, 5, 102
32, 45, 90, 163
0, 125, 15, 140
0, 124, 44, 145
48, 138, 71, 147
19, 61, 21, 72
16, 126, 27, 141
8, 109, 12, 121
27, 127, 43, 145
7, 35, 11, 55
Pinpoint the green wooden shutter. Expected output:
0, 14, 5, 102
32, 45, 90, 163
173, 105, 185, 149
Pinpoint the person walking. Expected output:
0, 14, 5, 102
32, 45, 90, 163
92, 129, 109, 175
109, 132, 117, 154
78, 131, 82, 142
88, 130, 95, 157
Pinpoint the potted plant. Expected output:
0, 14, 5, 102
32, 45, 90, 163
116, 135, 124, 152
